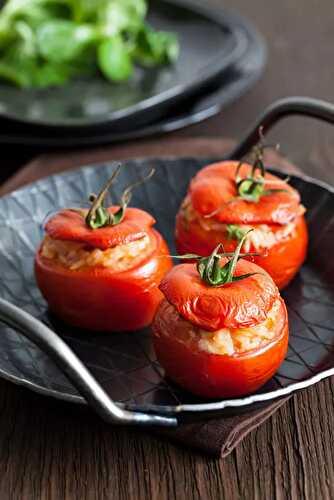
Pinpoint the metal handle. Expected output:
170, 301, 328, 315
0, 298, 177, 427
226, 96, 334, 160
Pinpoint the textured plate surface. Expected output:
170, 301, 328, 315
0, 158, 334, 415
0, 12, 266, 147
0, 0, 246, 129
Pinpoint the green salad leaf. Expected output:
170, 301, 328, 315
98, 36, 133, 81
134, 26, 179, 66
0, 0, 179, 88
99, 0, 147, 36
36, 20, 97, 63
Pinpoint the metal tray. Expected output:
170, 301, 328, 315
1, 97, 334, 426
0, 158, 333, 415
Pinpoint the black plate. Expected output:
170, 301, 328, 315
0, 157, 334, 415
0, 0, 248, 131
0, 11, 266, 147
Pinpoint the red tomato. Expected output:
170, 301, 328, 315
175, 161, 308, 289
153, 298, 288, 398
152, 260, 288, 398
35, 208, 172, 332
189, 161, 301, 224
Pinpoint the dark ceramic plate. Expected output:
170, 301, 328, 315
0, 157, 334, 416
0, 12, 266, 147
0, 0, 248, 131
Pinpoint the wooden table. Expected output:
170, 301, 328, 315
1, 1, 334, 498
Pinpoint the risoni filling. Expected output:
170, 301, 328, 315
181, 199, 305, 251
160, 299, 282, 354
41, 234, 154, 272
197, 299, 281, 355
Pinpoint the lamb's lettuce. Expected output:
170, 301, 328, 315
0, 0, 179, 87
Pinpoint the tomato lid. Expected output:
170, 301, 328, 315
189, 161, 301, 225
159, 258, 279, 331
45, 207, 155, 250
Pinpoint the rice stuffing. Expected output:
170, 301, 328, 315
197, 299, 281, 354
181, 199, 304, 251
41, 234, 154, 272
161, 299, 282, 355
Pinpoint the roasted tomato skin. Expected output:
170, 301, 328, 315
176, 211, 308, 290
35, 229, 172, 332
152, 298, 288, 398
159, 259, 278, 331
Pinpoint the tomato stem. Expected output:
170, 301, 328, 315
85, 163, 122, 229
204, 128, 289, 219
235, 127, 289, 203
85, 164, 155, 229
172, 231, 261, 287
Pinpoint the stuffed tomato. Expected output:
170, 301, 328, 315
176, 159, 308, 290
35, 167, 172, 332
152, 237, 288, 398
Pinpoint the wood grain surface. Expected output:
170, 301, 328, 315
1, 1, 334, 499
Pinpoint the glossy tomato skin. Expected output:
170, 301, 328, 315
176, 211, 308, 290
189, 161, 301, 224
152, 298, 288, 398
35, 229, 172, 332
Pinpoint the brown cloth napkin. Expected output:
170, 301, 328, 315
160, 397, 288, 457
1, 137, 298, 458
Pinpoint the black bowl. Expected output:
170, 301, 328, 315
0, 0, 248, 132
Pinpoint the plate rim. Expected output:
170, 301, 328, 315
0, 0, 248, 129
1, 157, 334, 415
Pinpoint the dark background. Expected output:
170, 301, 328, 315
3, 0, 334, 186
1, 1, 334, 499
